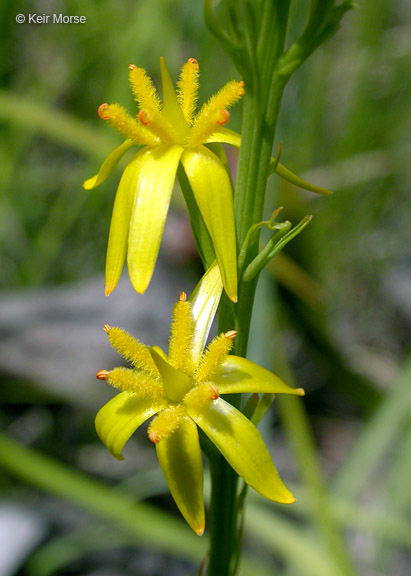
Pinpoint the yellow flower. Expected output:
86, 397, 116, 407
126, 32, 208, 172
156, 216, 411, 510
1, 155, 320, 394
84, 58, 244, 302
95, 280, 304, 535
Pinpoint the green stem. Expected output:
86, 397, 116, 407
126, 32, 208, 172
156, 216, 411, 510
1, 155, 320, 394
206, 5, 290, 574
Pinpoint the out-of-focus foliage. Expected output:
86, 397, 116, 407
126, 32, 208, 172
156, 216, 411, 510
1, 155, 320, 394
0, 1, 410, 575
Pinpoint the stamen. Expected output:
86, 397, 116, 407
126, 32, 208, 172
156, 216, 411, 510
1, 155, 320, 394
225, 330, 237, 340
177, 58, 200, 125
184, 382, 219, 410
188, 57, 199, 69
137, 107, 178, 144
138, 110, 150, 126
189, 79, 244, 146
99, 103, 159, 146
149, 430, 160, 444
168, 299, 194, 373
98, 103, 109, 119
209, 385, 219, 400
148, 406, 184, 443
194, 331, 235, 383
106, 326, 160, 377
103, 324, 110, 333
128, 65, 161, 114
217, 109, 229, 125
106, 366, 164, 396
96, 369, 109, 380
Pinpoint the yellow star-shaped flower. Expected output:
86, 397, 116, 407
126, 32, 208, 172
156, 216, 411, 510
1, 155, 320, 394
95, 291, 304, 535
84, 58, 244, 302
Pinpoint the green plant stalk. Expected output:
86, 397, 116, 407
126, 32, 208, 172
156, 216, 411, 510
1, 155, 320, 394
207, 24, 289, 576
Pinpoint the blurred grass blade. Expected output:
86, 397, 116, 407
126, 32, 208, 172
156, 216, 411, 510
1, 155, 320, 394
0, 434, 273, 576
333, 355, 411, 499
27, 526, 134, 576
0, 89, 115, 159
269, 252, 327, 310
245, 503, 339, 576
0, 433, 205, 562
286, 486, 411, 550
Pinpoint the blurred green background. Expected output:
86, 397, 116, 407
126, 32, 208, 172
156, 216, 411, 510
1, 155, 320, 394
0, 1, 410, 575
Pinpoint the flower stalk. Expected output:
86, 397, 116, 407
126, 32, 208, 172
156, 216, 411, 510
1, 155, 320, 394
204, 1, 353, 574
206, 12, 291, 576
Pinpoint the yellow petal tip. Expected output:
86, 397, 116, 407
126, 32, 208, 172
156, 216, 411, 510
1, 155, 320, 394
195, 526, 205, 536
105, 279, 120, 296
279, 493, 296, 504
83, 176, 97, 190
129, 273, 149, 295
227, 289, 238, 303
112, 452, 125, 462
297, 387, 305, 396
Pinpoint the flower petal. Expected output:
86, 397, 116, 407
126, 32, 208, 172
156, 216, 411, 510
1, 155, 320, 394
181, 146, 237, 302
186, 397, 295, 503
189, 261, 223, 365
159, 57, 187, 135
149, 345, 168, 361
149, 347, 192, 403
156, 417, 205, 535
105, 149, 147, 296
83, 140, 135, 190
214, 356, 305, 396
95, 391, 167, 460
127, 144, 183, 294
205, 127, 241, 148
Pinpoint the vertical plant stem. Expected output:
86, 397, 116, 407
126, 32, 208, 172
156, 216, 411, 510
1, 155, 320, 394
206, 4, 290, 572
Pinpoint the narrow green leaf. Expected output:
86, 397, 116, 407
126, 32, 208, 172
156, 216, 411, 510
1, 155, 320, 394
0, 433, 205, 561
273, 162, 333, 196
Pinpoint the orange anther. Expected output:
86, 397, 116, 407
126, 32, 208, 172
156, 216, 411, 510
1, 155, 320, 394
149, 430, 160, 444
98, 103, 109, 120
188, 57, 199, 70
225, 330, 237, 340
209, 385, 219, 400
179, 291, 187, 301
217, 109, 229, 126
138, 109, 150, 125
128, 63, 137, 70
96, 369, 109, 380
